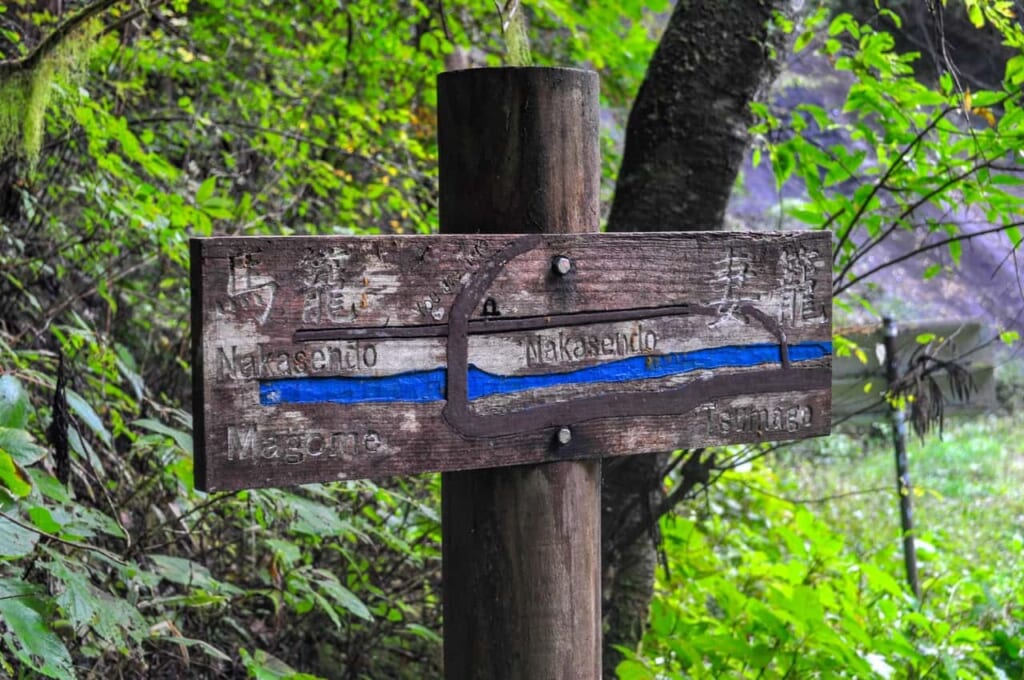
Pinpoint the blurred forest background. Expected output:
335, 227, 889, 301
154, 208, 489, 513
1, 0, 1023, 678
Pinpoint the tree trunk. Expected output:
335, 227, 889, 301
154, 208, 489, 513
601, 1, 792, 675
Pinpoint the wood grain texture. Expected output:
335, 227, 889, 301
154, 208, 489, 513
437, 66, 602, 680
191, 229, 833, 491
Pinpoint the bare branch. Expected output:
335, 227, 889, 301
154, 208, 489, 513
834, 220, 1024, 296
834, 157, 997, 292
832, 106, 955, 264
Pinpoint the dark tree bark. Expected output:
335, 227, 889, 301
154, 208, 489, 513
601, 1, 793, 674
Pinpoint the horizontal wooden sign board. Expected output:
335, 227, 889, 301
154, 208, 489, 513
191, 231, 833, 491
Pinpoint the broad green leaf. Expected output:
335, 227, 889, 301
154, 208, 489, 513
281, 492, 350, 537
0, 449, 31, 497
46, 560, 98, 631
967, 1, 985, 28
0, 427, 45, 465
314, 571, 372, 621
0, 512, 38, 557
148, 553, 216, 588
0, 581, 74, 679
794, 30, 814, 53
66, 388, 111, 446
239, 648, 324, 680
615, 660, 656, 680
134, 418, 193, 454
1007, 55, 1024, 86
28, 506, 61, 533
771, 145, 795, 186
196, 176, 216, 204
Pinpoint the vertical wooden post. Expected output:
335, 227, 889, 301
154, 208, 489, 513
882, 317, 922, 601
438, 67, 602, 679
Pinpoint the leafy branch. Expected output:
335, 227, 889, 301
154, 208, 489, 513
0, 0, 123, 78
831, 104, 957, 263
0, 510, 125, 564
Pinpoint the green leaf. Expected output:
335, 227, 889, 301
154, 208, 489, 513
46, 560, 98, 631
794, 30, 814, 53
615, 660, 655, 680
239, 648, 324, 680
0, 375, 29, 429
0, 449, 32, 497
28, 506, 62, 533
948, 238, 962, 266
0, 512, 38, 557
967, 1, 985, 28
1000, 330, 1020, 345
196, 176, 216, 204
281, 492, 350, 537
771, 145, 795, 186
916, 333, 937, 344
1007, 55, 1024, 86
134, 418, 193, 454
149, 554, 216, 588
923, 263, 941, 280
0, 427, 46, 465
66, 388, 111, 446
1007, 225, 1022, 248
315, 571, 372, 621
404, 623, 441, 643
150, 633, 232, 662
0, 581, 74, 679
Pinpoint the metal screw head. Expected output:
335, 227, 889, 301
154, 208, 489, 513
556, 427, 572, 445
552, 256, 572, 276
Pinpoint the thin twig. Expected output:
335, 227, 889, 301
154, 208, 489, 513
834, 156, 994, 290
733, 479, 893, 505
0, 510, 125, 564
832, 106, 955, 264
835, 220, 1024, 296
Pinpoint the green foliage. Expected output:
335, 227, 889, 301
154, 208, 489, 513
752, 3, 1024, 310
0, 0, 666, 670
620, 442, 1023, 678
0, 19, 96, 163
1, 0, 1022, 677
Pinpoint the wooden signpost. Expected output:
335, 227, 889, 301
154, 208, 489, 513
191, 231, 832, 491
191, 68, 832, 679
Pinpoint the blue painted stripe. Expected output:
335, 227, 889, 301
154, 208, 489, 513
260, 341, 831, 406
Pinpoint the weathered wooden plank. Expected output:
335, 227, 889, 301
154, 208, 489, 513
192, 230, 832, 492
437, 66, 603, 680
197, 231, 830, 336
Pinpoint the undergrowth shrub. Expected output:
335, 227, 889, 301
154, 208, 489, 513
618, 462, 1023, 679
